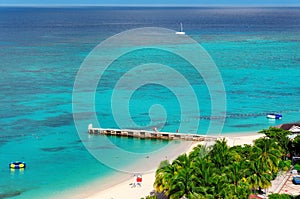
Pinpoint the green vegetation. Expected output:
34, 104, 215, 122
279, 160, 292, 171
291, 135, 300, 160
140, 196, 157, 199
269, 193, 300, 199
259, 127, 291, 155
294, 164, 300, 171
152, 137, 281, 198
147, 127, 300, 198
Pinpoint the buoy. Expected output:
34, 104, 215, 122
9, 161, 26, 169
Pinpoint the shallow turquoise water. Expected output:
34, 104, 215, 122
0, 7, 299, 198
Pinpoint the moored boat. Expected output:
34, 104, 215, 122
266, 113, 282, 119
176, 23, 185, 35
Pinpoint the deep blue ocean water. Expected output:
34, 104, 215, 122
0, 7, 299, 198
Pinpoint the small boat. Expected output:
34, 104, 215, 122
9, 161, 26, 169
266, 113, 282, 119
176, 23, 185, 35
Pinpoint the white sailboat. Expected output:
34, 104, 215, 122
176, 23, 185, 35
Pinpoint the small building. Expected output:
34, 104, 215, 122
289, 125, 300, 133
276, 122, 300, 132
276, 122, 300, 140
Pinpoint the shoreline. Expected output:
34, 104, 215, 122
55, 131, 265, 199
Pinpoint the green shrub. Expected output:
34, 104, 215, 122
279, 160, 292, 171
294, 163, 300, 171
141, 196, 157, 199
146, 196, 157, 199
285, 160, 292, 168
269, 193, 293, 199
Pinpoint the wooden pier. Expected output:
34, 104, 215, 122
88, 124, 205, 141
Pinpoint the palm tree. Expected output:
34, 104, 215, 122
259, 127, 291, 155
223, 161, 251, 198
222, 181, 251, 199
231, 144, 253, 160
153, 136, 282, 198
210, 173, 229, 199
189, 144, 210, 160
252, 138, 282, 173
209, 138, 234, 169
225, 161, 246, 187
190, 157, 216, 197
154, 154, 199, 199
166, 154, 197, 199
245, 138, 281, 193
245, 159, 272, 193
153, 160, 174, 193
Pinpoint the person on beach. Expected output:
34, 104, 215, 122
136, 175, 142, 187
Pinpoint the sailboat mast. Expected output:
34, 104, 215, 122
176, 22, 185, 35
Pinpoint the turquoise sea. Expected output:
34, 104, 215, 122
0, 7, 299, 198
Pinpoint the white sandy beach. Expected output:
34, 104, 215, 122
81, 132, 265, 199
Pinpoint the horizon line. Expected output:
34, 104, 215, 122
0, 4, 300, 7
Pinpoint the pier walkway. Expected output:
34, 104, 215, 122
88, 124, 206, 141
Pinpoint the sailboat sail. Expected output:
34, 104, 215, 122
176, 23, 185, 35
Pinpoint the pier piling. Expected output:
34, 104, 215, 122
88, 124, 205, 141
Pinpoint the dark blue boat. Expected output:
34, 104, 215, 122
266, 113, 282, 119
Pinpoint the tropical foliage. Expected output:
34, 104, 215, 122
278, 160, 292, 171
149, 127, 296, 199
142, 127, 300, 199
269, 193, 300, 199
141, 196, 157, 199
259, 127, 291, 155
291, 135, 300, 157
260, 127, 300, 160
294, 164, 300, 171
